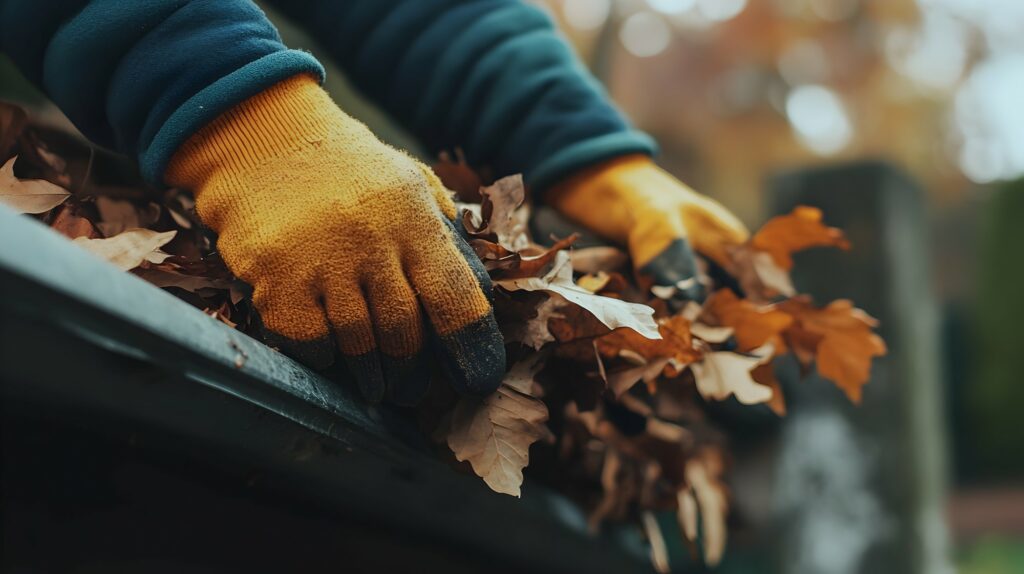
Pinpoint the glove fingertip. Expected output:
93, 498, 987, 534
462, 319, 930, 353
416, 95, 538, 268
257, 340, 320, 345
253, 311, 337, 370
433, 314, 506, 396
639, 237, 706, 304
343, 351, 387, 404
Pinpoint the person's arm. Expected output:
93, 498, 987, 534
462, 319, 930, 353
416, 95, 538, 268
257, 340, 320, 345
267, 0, 748, 303
0, 0, 505, 402
0, 0, 322, 185
264, 0, 656, 192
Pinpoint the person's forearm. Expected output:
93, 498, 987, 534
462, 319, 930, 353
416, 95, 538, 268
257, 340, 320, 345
265, 0, 656, 192
0, 0, 323, 185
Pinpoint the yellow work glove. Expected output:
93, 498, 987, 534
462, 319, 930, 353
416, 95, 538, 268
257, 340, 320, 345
548, 154, 749, 303
166, 74, 505, 404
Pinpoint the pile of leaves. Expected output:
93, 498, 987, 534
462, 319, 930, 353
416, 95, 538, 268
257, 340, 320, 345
2, 103, 885, 570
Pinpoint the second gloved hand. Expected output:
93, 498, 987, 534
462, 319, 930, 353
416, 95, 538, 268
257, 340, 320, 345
166, 75, 505, 405
548, 155, 749, 304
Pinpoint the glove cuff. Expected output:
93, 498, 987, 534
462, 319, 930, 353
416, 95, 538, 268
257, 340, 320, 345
549, 153, 655, 191
165, 73, 337, 192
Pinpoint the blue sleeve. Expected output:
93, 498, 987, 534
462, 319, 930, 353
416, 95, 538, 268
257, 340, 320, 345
0, 0, 324, 185
264, 0, 657, 193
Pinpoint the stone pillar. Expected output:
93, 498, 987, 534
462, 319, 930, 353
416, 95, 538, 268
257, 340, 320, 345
768, 161, 951, 574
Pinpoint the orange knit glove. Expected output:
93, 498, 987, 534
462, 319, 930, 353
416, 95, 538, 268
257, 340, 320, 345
166, 75, 505, 404
548, 154, 749, 303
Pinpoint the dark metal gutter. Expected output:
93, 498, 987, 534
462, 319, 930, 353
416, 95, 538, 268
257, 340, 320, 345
0, 205, 651, 573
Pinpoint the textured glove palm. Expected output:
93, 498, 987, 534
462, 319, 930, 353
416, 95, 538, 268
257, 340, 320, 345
167, 75, 505, 404
549, 155, 749, 303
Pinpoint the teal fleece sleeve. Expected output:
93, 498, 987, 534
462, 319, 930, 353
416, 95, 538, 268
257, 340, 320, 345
264, 0, 657, 192
0, 0, 324, 185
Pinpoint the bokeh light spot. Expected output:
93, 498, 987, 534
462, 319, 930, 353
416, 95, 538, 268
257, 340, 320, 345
785, 85, 854, 155
620, 11, 672, 58
697, 0, 748, 22
563, 0, 612, 31
647, 0, 696, 14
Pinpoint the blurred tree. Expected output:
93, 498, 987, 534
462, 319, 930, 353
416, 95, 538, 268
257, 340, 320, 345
971, 177, 1024, 479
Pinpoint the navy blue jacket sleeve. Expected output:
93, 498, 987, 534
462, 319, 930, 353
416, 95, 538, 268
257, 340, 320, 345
0, 0, 324, 185
264, 0, 656, 192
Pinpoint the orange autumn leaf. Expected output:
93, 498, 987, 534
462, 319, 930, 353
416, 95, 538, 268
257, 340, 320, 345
778, 297, 886, 404
751, 206, 850, 269
701, 288, 793, 352
596, 315, 701, 371
751, 363, 786, 416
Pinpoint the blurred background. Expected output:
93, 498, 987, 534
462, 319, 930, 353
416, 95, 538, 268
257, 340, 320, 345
2, 0, 1023, 572
524, 0, 1024, 572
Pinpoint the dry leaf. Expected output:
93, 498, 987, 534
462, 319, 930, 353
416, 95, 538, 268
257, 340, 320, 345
571, 246, 629, 275
689, 322, 734, 344
597, 315, 701, 376
590, 448, 624, 531
133, 266, 233, 293
691, 345, 774, 405
497, 290, 566, 350
0, 156, 70, 214
498, 251, 660, 340
677, 488, 699, 543
751, 363, 786, 416
503, 352, 548, 395
463, 174, 531, 251
49, 204, 100, 239
751, 206, 850, 269
432, 149, 485, 201
493, 233, 578, 280
167, 205, 193, 229
447, 384, 551, 497
95, 197, 161, 237
779, 297, 886, 403
685, 450, 729, 566
729, 244, 796, 301
576, 272, 612, 293
519, 295, 566, 350
642, 511, 671, 574
72, 228, 176, 271
701, 288, 793, 351
606, 357, 673, 398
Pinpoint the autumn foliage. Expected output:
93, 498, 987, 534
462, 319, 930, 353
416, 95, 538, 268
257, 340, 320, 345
1, 103, 885, 570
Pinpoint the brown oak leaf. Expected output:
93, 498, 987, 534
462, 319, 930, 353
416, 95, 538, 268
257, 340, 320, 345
778, 297, 887, 403
751, 206, 850, 270
701, 288, 793, 352
446, 382, 551, 497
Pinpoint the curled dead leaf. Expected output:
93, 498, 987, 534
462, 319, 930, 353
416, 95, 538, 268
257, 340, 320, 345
683, 449, 729, 566
728, 244, 796, 301
432, 149, 485, 202
701, 288, 793, 351
0, 156, 70, 214
72, 228, 176, 271
751, 205, 850, 270
446, 384, 551, 497
498, 251, 660, 340
691, 345, 774, 405
49, 203, 100, 239
570, 246, 629, 275
597, 315, 699, 368
778, 297, 886, 403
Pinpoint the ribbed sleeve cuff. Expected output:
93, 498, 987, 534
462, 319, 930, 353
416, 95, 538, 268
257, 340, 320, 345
142, 49, 325, 186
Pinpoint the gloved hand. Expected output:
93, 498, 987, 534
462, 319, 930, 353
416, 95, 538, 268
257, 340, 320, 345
166, 74, 505, 405
548, 154, 749, 304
